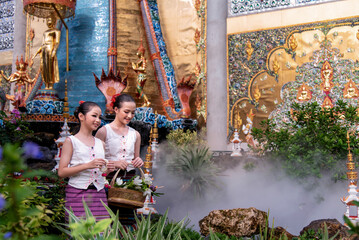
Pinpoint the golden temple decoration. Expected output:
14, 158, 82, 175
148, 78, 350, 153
253, 85, 261, 103
23, 0, 76, 19
195, 0, 201, 13
356, 29, 359, 41
322, 95, 334, 110
245, 40, 254, 61
132, 40, 151, 107
0, 56, 36, 109
144, 144, 153, 174
289, 35, 298, 52
233, 109, 242, 130
194, 62, 201, 79
272, 58, 280, 75
296, 83, 312, 102
343, 79, 359, 99
32, 13, 61, 90
346, 131, 357, 182
194, 28, 201, 45
320, 61, 334, 92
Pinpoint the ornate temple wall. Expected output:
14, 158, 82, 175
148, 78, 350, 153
226, 0, 359, 144
116, 0, 203, 118
116, 0, 164, 114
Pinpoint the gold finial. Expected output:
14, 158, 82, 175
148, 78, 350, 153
144, 139, 153, 172
153, 111, 158, 140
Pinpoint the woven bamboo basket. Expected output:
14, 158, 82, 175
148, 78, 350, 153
107, 168, 146, 208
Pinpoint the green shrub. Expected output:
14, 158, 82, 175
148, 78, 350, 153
166, 146, 220, 197
0, 110, 35, 145
0, 143, 61, 239
252, 101, 359, 180
166, 128, 207, 149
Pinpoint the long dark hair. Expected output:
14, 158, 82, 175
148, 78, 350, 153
73, 101, 100, 134
112, 93, 135, 109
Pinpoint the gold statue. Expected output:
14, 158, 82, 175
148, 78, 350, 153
132, 40, 150, 107
0, 56, 36, 108
32, 14, 61, 90
320, 61, 334, 92
289, 35, 298, 51
296, 83, 312, 102
245, 40, 254, 61
343, 79, 359, 99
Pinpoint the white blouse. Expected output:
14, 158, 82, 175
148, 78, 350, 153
68, 136, 106, 191
104, 124, 137, 171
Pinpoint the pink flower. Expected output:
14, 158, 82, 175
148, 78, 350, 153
102, 173, 107, 177
105, 184, 111, 189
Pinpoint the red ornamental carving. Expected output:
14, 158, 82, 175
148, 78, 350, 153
93, 68, 128, 115
23, 0, 76, 19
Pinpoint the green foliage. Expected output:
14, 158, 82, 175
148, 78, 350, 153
166, 128, 207, 148
0, 143, 59, 240
252, 101, 359, 180
59, 201, 196, 240
0, 110, 35, 145
167, 146, 220, 197
162, 220, 202, 240
293, 223, 339, 240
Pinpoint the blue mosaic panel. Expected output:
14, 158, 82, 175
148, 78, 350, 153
57, 0, 109, 114
0, 0, 14, 51
228, 0, 339, 17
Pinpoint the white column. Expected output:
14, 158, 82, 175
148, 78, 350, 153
206, 0, 228, 151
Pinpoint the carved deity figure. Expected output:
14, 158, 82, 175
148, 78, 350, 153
343, 79, 359, 99
0, 56, 35, 108
320, 61, 334, 92
322, 96, 334, 110
242, 109, 255, 147
32, 14, 61, 90
132, 41, 150, 107
296, 83, 312, 102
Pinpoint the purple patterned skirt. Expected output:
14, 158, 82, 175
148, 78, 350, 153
65, 185, 109, 221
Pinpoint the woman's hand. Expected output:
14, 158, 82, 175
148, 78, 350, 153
106, 160, 116, 172
115, 160, 129, 170
132, 157, 144, 168
87, 158, 107, 169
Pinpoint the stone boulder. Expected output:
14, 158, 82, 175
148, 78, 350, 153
268, 226, 296, 240
199, 207, 267, 238
300, 219, 350, 240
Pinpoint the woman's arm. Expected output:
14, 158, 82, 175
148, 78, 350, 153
132, 131, 143, 168
58, 138, 106, 178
